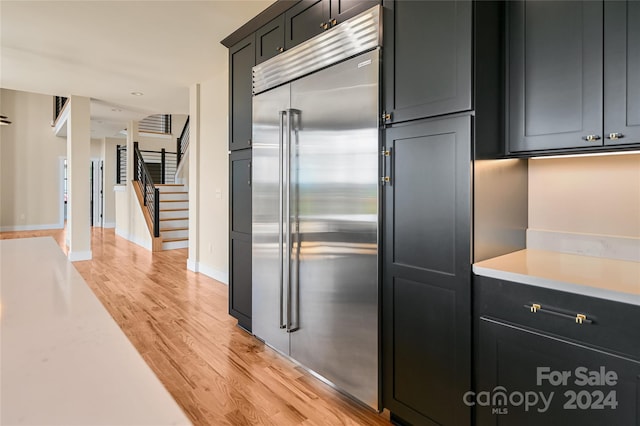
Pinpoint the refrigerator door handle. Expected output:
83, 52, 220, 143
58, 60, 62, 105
284, 108, 294, 332
278, 110, 288, 330
287, 109, 301, 333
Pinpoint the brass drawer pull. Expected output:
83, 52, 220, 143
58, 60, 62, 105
524, 304, 593, 325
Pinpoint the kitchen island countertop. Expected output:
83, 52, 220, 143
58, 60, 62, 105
0, 237, 191, 425
473, 248, 640, 306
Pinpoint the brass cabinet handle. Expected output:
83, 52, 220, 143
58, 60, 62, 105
582, 134, 601, 142
606, 132, 624, 140
330, 18, 337, 26
524, 304, 593, 325
277, 47, 284, 53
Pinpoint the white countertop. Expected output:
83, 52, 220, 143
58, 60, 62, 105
0, 237, 191, 425
473, 248, 640, 306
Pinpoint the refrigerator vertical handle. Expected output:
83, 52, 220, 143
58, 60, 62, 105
284, 108, 294, 332
278, 110, 288, 330
287, 109, 301, 333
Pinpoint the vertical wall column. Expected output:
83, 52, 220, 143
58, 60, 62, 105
187, 83, 201, 272
66, 95, 92, 261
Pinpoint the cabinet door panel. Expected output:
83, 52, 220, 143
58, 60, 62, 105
330, 0, 379, 24
383, 116, 472, 426
256, 15, 285, 65
229, 35, 255, 151
477, 318, 640, 426
605, 0, 640, 146
230, 150, 252, 234
229, 233, 252, 331
284, 0, 330, 50
383, 0, 472, 123
508, 1, 603, 152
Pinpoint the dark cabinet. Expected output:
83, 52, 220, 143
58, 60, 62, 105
229, 233, 252, 331
256, 15, 285, 65
508, 0, 640, 154
230, 150, 252, 234
229, 35, 255, 151
330, 0, 380, 24
604, 0, 640, 146
383, 0, 472, 124
229, 150, 253, 331
284, 0, 330, 50
382, 116, 472, 426
475, 276, 640, 425
508, 1, 603, 153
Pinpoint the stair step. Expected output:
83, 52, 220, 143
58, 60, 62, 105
160, 226, 188, 232
160, 208, 188, 212
156, 184, 184, 186
161, 199, 189, 202
159, 217, 188, 221
161, 191, 188, 194
163, 237, 188, 243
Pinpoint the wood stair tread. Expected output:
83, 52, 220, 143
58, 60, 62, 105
160, 199, 189, 202
160, 208, 189, 212
161, 227, 188, 232
159, 217, 188, 221
161, 192, 188, 195
163, 237, 188, 243
156, 184, 184, 186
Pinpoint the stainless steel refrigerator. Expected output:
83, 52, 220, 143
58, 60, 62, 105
251, 7, 381, 410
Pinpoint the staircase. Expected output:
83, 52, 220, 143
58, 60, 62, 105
157, 184, 189, 250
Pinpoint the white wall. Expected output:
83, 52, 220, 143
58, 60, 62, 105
188, 70, 229, 282
0, 89, 67, 231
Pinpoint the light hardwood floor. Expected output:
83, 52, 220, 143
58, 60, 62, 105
0, 228, 390, 426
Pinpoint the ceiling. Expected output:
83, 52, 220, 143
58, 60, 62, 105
0, 0, 274, 138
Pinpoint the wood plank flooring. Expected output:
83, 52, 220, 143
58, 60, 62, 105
0, 228, 390, 426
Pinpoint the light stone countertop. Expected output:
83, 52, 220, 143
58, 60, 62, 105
473, 248, 640, 306
0, 237, 191, 425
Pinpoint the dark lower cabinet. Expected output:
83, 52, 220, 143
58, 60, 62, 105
382, 115, 472, 426
229, 233, 252, 331
475, 275, 640, 426
229, 35, 255, 151
477, 319, 640, 426
604, 0, 640, 146
229, 149, 252, 331
383, 0, 472, 124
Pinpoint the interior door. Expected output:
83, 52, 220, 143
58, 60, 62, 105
289, 50, 380, 409
252, 84, 291, 355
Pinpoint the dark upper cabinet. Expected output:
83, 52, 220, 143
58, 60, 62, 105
383, 0, 472, 124
256, 15, 286, 65
284, 0, 330, 50
330, 0, 380, 24
508, 1, 603, 153
604, 0, 640, 146
229, 34, 255, 151
382, 116, 472, 426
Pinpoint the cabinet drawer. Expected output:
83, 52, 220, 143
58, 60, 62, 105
474, 275, 640, 360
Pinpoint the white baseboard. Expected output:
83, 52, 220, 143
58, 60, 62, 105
527, 229, 640, 262
0, 223, 64, 232
103, 222, 116, 229
68, 250, 92, 261
187, 258, 228, 284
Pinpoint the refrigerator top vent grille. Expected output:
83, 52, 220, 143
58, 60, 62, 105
252, 5, 381, 95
